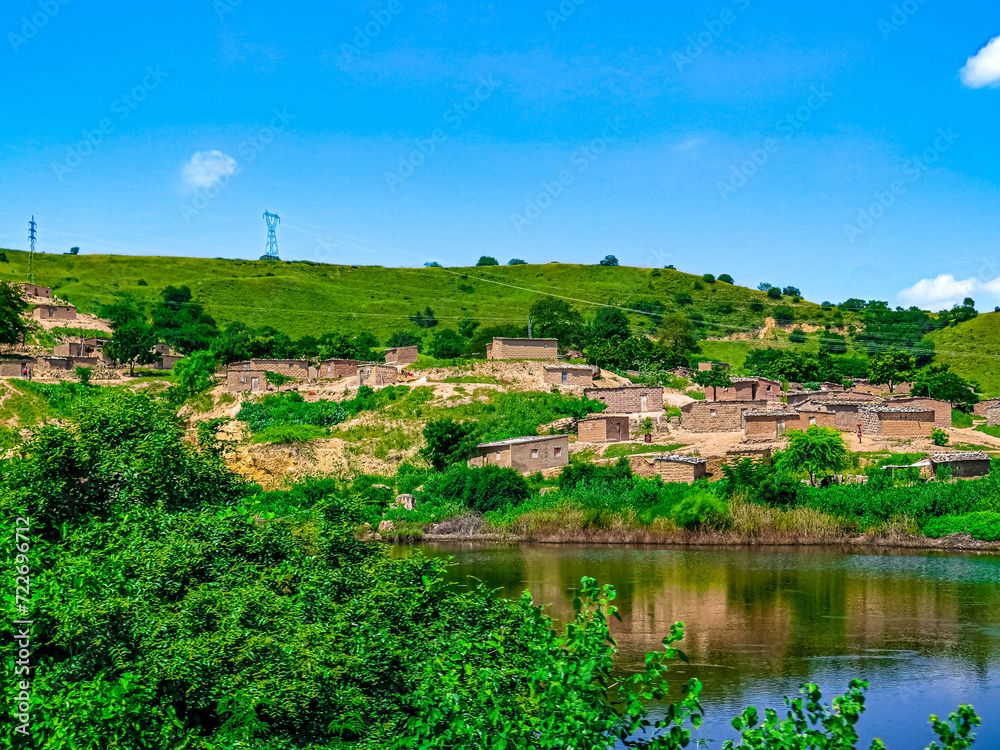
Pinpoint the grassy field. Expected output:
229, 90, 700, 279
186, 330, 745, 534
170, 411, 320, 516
927, 312, 1000, 396
0, 249, 845, 342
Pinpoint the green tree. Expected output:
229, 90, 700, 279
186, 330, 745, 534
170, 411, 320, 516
591, 306, 630, 341
476, 256, 499, 266
867, 349, 915, 393
0, 281, 29, 346
702, 273, 716, 283
657, 313, 697, 354
774, 304, 795, 323
428, 328, 466, 359
779, 426, 852, 485
789, 328, 807, 344
152, 285, 218, 354
74, 365, 92, 385
105, 321, 158, 375
599, 254, 619, 266
692, 365, 733, 399
528, 298, 587, 347
386, 330, 421, 348
911, 365, 979, 413
458, 317, 480, 338
420, 418, 479, 470
718, 273, 734, 284
98, 293, 145, 330
169, 350, 218, 404
507, 258, 527, 265
767, 287, 783, 300
820, 332, 847, 355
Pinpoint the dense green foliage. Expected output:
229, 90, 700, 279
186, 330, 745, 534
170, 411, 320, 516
0, 280, 29, 346
420, 418, 479, 470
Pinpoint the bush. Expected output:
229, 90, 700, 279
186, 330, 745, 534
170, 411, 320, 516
599, 255, 619, 266
789, 328, 806, 344
924, 511, 1000, 541
237, 392, 348, 432
420, 418, 478, 470
718, 274, 734, 284
672, 489, 727, 530
476, 256, 499, 266
419, 464, 530, 513
702, 273, 716, 284
773, 304, 794, 323
74, 365, 92, 385
428, 328, 467, 359
750, 301, 764, 312
931, 428, 949, 447
558, 457, 633, 490
767, 287, 783, 300
507, 258, 527, 265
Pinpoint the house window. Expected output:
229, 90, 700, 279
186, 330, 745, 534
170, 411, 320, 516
531, 449, 539, 459
723, 387, 729, 392
562, 371, 568, 384
554, 447, 562, 457
240, 376, 247, 384
327, 365, 331, 376
244, 364, 250, 371
809, 417, 816, 425
251, 377, 259, 391
766, 385, 772, 391
710, 409, 717, 417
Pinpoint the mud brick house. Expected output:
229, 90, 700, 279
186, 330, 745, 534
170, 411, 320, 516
16, 283, 52, 298
54, 337, 106, 358
32, 304, 77, 321
790, 407, 839, 430
227, 364, 268, 393
153, 354, 182, 370
885, 397, 951, 430
743, 409, 799, 439
359, 363, 399, 387
486, 338, 558, 361
705, 377, 782, 402
975, 398, 1000, 418
859, 405, 935, 436
0, 359, 34, 378
314, 359, 359, 379
680, 400, 767, 433
544, 363, 596, 387
583, 386, 663, 413
468, 435, 569, 474
698, 361, 730, 372
577, 415, 630, 443
384, 346, 419, 366
629, 454, 708, 483
246, 358, 310, 380
929, 452, 991, 478
988, 405, 1000, 427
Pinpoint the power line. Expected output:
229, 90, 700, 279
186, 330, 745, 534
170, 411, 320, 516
262, 211, 280, 261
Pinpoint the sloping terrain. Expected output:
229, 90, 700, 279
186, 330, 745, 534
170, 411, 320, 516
927, 312, 1000, 396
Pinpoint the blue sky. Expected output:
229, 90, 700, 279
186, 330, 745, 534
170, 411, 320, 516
2, 0, 999, 310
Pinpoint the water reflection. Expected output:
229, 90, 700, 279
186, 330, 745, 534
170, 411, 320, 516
391, 543, 1000, 747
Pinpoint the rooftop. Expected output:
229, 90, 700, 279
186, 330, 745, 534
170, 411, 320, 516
930, 452, 991, 462
493, 337, 557, 343
477, 435, 566, 449
543, 363, 596, 371
861, 406, 934, 413
647, 454, 707, 465
744, 409, 798, 417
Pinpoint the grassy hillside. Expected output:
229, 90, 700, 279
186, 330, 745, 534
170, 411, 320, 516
927, 312, 1000, 396
0, 249, 844, 342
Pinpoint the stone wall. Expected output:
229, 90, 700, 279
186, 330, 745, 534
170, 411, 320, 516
385, 346, 419, 365
487, 338, 559, 360
583, 386, 664, 413
577, 415, 629, 442
628, 455, 706, 483
988, 406, 1000, 427
247, 359, 310, 380
680, 400, 766, 432
0, 360, 34, 378
359, 363, 399, 387
861, 409, 935, 436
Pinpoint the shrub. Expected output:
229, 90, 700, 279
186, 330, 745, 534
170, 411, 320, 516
419, 463, 530, 513
599, 255, 619, 266
476, 256, 499, 266
672, 489, 727, 530
507, 258, 527, 265
789, 328, 806, 344
74, 365, 92, 385
718, 274, 734, 284
924, 511, 1000, 541
702, 273, 716, 284
558, 457, 633, 490
136, 278, 147, 285
237, 392, 348, 432
750, 301, 764, 312
420, 418, 478, 470
767, 287, 783, 300
931, 428, 949, 447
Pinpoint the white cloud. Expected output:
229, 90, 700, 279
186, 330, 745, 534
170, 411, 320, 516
898, 274, 981, 309
183, 150, 238, 188
960, 35, 1000, 89
673, 137, 706, 155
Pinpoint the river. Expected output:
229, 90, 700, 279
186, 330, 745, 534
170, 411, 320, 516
391, 543, 1000, 747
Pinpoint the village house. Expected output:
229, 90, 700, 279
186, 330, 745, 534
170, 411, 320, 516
582, 386, 663, 413
859, 405, 936, 436
543, 363, 596, 387
697, 361, 730, 372
577, 415, 630, 443
486, 338, 559, 361
468, 435, 569, 474
53, 337, 106, 358
680, 400, 768, 433
704, 377, 782, 402
629, 454, 708, 483
987, 405, 1000, 427
32, 304, 77, 321
384, 346, 419, 366
359, 362, 399, 387
16, 283, 52, 298
43, 355, 101, 371
0, 359, 34, 378
226, 365, 268, 393
153, 354, 183, 371
975, 398, 1000, 418
884, 397, 951, 430
790, 407, 839, 431
929, 452, 991, 479
245, 358, 311, 380
314, 359, 359, 379
742, 409, 800, 440
725, 447, 773, 465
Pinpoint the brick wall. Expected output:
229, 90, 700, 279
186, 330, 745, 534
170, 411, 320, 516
744, 414, 789, 438
487, 339, 559, 360
17, 283, 51, 298
317, 359, 359, 378
628, 456, 705, 483
544, 366, 595, 386
0, 360, 33, 377
680, 400, 766, 432
578, 416, 629, 442
888, 398, 951, 429
975, 399, 1000, 417
988, 406, 1000, 427
469, 436, 569, 474
227, 370, 268, 392
861, 409, 935, 436
359, 363, 399, 386
583, 386, 664, 413
248, 359, 310, 380
32, 305, 77, 320
385, 346, 418, 365
706, 381, 756, 401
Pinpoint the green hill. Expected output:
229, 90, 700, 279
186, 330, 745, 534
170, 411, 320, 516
0, 249, 842, 343
927, 312, 1000, 397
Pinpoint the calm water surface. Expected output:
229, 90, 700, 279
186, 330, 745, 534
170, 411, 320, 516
391, 543, 1000, 747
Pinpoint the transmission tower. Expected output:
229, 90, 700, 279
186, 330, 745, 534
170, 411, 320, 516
28, 216, 37, 284
261, 211, 280, 260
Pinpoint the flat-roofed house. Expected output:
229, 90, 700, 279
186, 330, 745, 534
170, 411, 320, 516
577, 415, 630, 443
629, 454, 708, 483
544, 363, 596, 386
468, 435, 569, 474
486, 338, 559, 361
